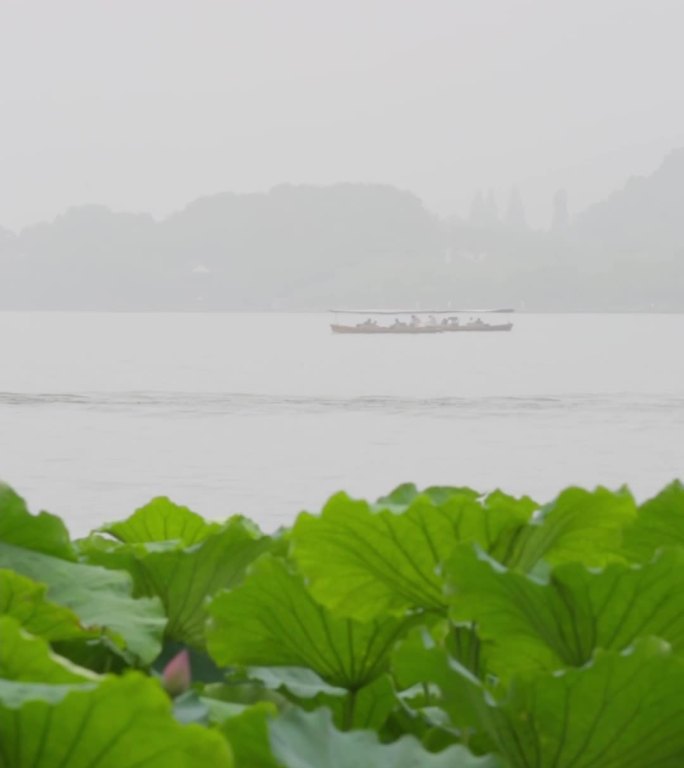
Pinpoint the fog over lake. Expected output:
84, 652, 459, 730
1, 312, 682, 534
2, 1, 684, 527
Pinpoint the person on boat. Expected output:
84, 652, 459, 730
393, 318, 406, 329
410, 314, 421, 327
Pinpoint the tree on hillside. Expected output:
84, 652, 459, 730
468, 190, 486, 228
505, 187, 527, 230
483, 189, 499, 227
551, 188, 569, 231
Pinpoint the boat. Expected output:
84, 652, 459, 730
441, 317, 513, 333
330, 323, 443, 334
329, 309, 514, 334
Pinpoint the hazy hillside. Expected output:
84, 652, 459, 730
1, 158, 684, 311
0, 227, 16, 255
574, 149, 684, 261
160, 184, 442, 309
0, 185, 444, 311
440, 151, 684, 311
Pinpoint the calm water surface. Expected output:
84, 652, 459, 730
1, 312, 682, 534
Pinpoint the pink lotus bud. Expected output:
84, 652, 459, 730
162, 650, 191, 696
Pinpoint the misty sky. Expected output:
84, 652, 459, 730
1, 0, 683, 231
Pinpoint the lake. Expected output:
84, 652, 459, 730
1, 312, 682, 535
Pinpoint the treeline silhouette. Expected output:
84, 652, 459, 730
2, 151, 684, 311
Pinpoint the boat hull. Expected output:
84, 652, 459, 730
330, 324, 444, 334
442, 323, 513, 332
330, 323, 513, 334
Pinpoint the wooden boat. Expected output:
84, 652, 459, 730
441, 319, 513, 333
330, 308, 514, 334
330, 323, 444, 334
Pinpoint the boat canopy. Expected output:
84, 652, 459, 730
330, 308, 515, 315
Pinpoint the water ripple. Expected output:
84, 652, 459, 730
1, 390, 683, 417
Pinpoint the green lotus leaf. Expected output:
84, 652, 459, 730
447, 546, 684, 676
2, 479, 679, 766
82, 514, 272, 648
210, 701, 280, 768
101, 497, 222, 546
207, 555, 413, 690
0, 617, 97, 695
394, 629, 684, 768
506, 485, 637, 571
269, 706, 501, 768
0, 541, 165, 664
247, 666, 347, 698
0, 484, 74, 560
341, 674, 397, 731
375, 483, 481, 510
0, 618, 232, 766
294, 674, 398, 732
252, 667, 397, 732
292, 489, 536, 621
623, 481, 684, 561
0, 568, 97, 643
